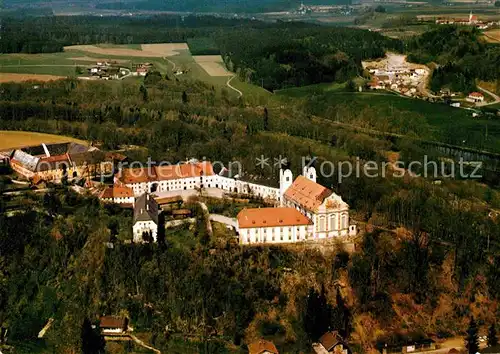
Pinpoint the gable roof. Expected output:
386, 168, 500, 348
320, 331, 344, 352
100, 186, 134, 199
134, 193, 158, 224
284, 175, 332, 212
237, 207, 311, 229
248, 339, 279, 354
99, 316, 127, 329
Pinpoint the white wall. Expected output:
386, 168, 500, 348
239, 224, 310, 245
133, 220, 158, 243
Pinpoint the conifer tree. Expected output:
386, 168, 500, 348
488, 323, 498, 347
465, 317, 480, 354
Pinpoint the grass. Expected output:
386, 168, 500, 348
95, 43, 143, 50
298, 92, 500, 153
0, 130, 86, 150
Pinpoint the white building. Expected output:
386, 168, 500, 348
466, 92, 485, 103
133, 193, 159, 243
237, 207, 312, 245
117, 160, 356, 245
117, 161, 279, 201
280, 166, 357, 239
99, 185, 135, 205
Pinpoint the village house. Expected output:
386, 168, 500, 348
133, 193, 159, 243
99, 316, 128, 335
466, 92, 485, 103
237, 207, 312, 245
316, 331, 350, 354
248, 339, 279, 354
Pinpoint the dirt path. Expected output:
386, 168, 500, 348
164, 57, 176, 72
226, 75, 243, 97
129, 334, 161, 354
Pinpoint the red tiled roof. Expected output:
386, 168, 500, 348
284, 175, 332, 212
100, 186, 134, 199
155, 162, 214, 181
469, 92, 484, 97
237, 207, 311, 229
118, 167, 156, 184
248, 339, 279, 354
118, 162, 214, 184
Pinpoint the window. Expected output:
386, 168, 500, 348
330, 214, 336, 231
319, 216, 325, 232
341, 214, 347, 229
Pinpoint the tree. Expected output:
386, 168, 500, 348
304, 285, 332, 341
465, 317, 480, 354
182, 91, 188, 104
495, 1, 500, 7
488, 323, 498, 347
263, 107, 269, 130
140, 84, 148, 102
81, 318, 105, 354
374, 5, 386, 12
346, 79, 357, 92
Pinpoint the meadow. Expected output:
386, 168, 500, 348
0, 130, 86, 150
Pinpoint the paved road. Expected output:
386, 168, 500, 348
477, 86, 500, 107
226, 75, 243, 98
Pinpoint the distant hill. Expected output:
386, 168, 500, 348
94, 0, 300, 13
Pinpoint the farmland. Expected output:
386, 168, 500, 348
0, 130, 86, 150
0, 73, 65, 83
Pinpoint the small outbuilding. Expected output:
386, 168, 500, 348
99, 316, 128, 335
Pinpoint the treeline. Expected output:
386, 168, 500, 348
0, 14, 269, 54
407, 26, 500, 92
95, 0, 300, 13
217, 27, 403, 91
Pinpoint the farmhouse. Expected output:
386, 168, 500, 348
466, 92, 484, 103
99, 316, 128, 335
4, 142, 114, 183
133, 193, 159, 243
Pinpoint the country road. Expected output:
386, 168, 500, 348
226, 75, 243, 97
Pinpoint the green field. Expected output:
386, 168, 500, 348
0, 46, 257, 98
287, 91, 500, 153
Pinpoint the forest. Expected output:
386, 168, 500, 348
0, 71, 500, 352
1, 14, 498, 92
216, 27, 403, 91
407, 26, 500, 93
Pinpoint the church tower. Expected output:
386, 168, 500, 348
279, 168, 293, 206
303, 165, 317, 182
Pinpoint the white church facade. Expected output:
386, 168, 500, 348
237, 165, 357, 245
